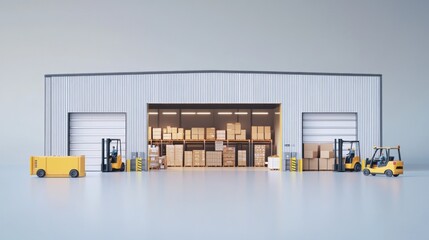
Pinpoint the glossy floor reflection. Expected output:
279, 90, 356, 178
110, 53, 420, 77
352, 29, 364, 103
1, 165, 427, 240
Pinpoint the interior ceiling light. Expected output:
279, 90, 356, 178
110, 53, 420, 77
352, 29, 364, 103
197, 112, 211, 115
162, 112, 177, 115
252, 112, 269, 115
234, 112, 248, 115
218, 112, 233, 115
148, 112, 158, 115
181, 112, 196, 115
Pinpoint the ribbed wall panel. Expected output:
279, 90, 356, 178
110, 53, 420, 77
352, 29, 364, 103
45, 72, 381, 159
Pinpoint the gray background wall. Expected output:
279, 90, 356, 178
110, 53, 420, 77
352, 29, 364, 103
1, 0, 427, 168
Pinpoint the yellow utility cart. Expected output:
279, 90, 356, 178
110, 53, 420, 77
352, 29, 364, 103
363, 146, 404, 177
30, 155, 86, 178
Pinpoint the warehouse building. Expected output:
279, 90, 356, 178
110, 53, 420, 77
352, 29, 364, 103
44, 70, 381, 171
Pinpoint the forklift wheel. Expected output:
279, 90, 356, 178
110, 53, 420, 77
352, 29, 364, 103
385, 170, 393, 177
69, 169, 79, 178
354, 163, 362, 172
363, 169, 370, 176
36, 169, 46, 178
371, 174, 376, 176
393, 174, 399, 177
120, 163, 125, 172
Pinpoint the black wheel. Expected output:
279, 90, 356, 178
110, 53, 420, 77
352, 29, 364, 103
371, 174, 376, 176
354, 163, 362, 172
36, 169, 46, 178
385, 170, 393, 177
363, 169, 370, 176
120, 162, 125, 172
393, 174, 399, 177
69, 169, 79, 178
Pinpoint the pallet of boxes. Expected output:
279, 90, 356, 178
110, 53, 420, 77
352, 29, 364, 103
226, 122, 246, 140
148, 145, 166, 170
223, 146, 235, 167
166, 144, 184, 167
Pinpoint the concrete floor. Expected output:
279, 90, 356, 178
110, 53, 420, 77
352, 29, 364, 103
1, 165, 428, 240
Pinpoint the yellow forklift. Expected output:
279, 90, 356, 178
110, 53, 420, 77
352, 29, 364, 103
334, 139, 361, 172
363, 146, 404, 177
101, 138, 125, 172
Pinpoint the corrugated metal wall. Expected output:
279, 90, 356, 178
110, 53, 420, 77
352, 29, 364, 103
45, 71, 381, 159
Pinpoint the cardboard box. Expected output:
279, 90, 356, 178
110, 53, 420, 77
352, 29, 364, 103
257, 133, 264, 140
309, 158, 319, 171
166, 126, 171, 134
236, 130, 246, 140
192, 134, 199, 140
320, 143, 333, 151
320, 150, 334, 158
257, 126, 264, 134
327, 158, 335, 170
264, 126, 271, 140
171, 127, 177, 134
319, 158, 328, 170
227, 133, 235, 140
184, 151, 193, 167
216, 130, 226, 140
304, 144, 319, 158
171, 132, 178, 140
153, 128, 162, 140
251, 126, 258, 140
234, 122, 241, 133
215, 141, 224, 151
185, 130, 191, 140
148, 127, 152, 140
178, 128, 184, 134
163, 133, 172, 140
177, 132, 184, 140
226, 123, 235, 135
206, 128, 216, 140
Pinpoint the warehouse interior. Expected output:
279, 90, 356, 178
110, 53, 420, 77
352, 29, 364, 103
147, 103, 281, 169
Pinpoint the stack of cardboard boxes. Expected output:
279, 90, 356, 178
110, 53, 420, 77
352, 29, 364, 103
251, 126, 271, 140
206, 128, 216, 140
319, 143, 335, 171
165, 144, 184, 167
254, 145, 266, 167
238, 150, 247, 167
185, 130, 191, 140
303, 143, 335, 171
191, 128, 205, 140
184, 151, 193, 167
206, 151, 222, 167
192, 150, 206, 167
303, 143, 319, 171
216, 130, 226, 140
152, 128, 162, 140
226, 123, 246, 140
223, 147, 235, 167
149, 145, 167, 169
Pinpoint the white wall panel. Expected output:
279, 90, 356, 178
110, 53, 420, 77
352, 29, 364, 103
45, 71, 381, 160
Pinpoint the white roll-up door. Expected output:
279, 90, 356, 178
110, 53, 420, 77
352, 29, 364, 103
303, 113, 357, 143
69, 113, 126, 171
